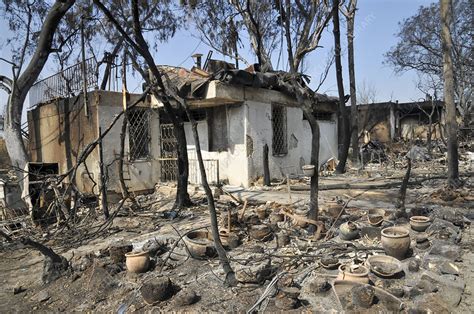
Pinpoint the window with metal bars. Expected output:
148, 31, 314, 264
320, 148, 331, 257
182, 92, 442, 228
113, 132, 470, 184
272, 104, 288, 156
128, 108, 151, 160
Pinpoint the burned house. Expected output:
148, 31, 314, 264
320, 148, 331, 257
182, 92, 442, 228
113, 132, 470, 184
357, 100, 445, 143
27, 61, 339, 195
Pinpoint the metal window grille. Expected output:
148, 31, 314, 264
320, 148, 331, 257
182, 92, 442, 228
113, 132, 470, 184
159, 123, 178, 181
128, 108, 151, 160
272, 104, 288, 156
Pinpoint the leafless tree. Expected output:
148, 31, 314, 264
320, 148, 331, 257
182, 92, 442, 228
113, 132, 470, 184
440, 0, 460, 186
93, 0, 237, 285
333, 0, 350, 174
1, 0, 76, 177
341, 0, 359, 164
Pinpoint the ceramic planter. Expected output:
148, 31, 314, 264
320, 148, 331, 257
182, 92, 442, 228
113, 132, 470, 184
381, 227, 410, 260
339, 221, 359, 240
183, 230, 216, 259
365, 255, 402, 277
302, 165, 315, 176
336, 264, 369, 284
410, 216, 431, 232
125, 251, 150, 273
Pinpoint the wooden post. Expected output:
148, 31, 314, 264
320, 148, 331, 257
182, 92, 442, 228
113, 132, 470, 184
98, 127, 109, 219
263, 144, 271, 186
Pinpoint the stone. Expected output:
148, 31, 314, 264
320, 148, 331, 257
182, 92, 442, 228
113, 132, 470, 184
309, 278, 331, 293
174, 289, 198, 306
274, 295, 298, 310
387, 287, 405, 298
13, 285, 26, 295
351, 285, 375, 309
34, 291, 50, 303
140, 277, 174, 305
408, 259, 421, 272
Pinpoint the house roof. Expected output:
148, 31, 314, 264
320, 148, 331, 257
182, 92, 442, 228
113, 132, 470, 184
156, 65, 338, 112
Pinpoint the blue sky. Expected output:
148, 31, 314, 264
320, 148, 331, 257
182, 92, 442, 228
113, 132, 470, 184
0, 0, 437, 115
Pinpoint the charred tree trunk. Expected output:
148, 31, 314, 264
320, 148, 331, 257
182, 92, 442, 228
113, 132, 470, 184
395, 157, 411, 218
181, 100, 237, 287
100, 39, 123, 90
4, 0, 76, 175
173, 121, 192, 208
305, 110, 320, 232
333, 0, 350, 174
440, 0, 460, 186
346, 3, 359, 164
263, 144, 271, 186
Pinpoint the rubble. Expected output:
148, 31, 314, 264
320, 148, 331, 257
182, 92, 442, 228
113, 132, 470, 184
1, 147, 472, 312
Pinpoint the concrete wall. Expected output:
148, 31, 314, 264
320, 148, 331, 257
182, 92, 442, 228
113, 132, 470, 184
28, 91, 157, 195
97, 92, 160, 193
184, 104, 248, 186
246, 101, 338, 186
28, 93, 100, 193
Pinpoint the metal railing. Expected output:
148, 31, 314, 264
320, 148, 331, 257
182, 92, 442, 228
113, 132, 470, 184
158, 158, 219, 185
29, 57, 98, 108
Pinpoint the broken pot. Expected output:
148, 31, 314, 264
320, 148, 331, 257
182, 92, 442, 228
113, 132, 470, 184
367, 208, 386, 227
249, 224, 272, 241
125, 251, 150, 273
381, 227, 410, 260
336, 264, 369, 284
183, 230, 216, 259
410, 216, 431, 232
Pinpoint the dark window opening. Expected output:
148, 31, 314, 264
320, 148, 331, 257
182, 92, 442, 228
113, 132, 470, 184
128, 108, 151, 160
272, 104, 288, 156
208, 106, 228, 151
303, 111, 334, 121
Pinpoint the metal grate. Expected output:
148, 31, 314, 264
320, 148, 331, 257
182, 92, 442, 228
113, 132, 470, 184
128, 108, 151, 160
160, 123, 178, 181
29, 57, 98, 108
272, 104, 288, 156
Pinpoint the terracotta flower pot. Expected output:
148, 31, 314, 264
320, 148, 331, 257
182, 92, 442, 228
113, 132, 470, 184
125, 251, 150, 273
336, 264, 369, 284
410, 216, 431, 232
381, 227, 410, 260
183, 231, 216, 259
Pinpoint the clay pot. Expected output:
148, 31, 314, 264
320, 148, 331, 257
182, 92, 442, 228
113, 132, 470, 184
410, 216, 431, 232
320, 257, 340, 270
183, 231, 216, 259
339, 221, 359, 240
365, 255, 402, 277
367, 208, 386, 227
302, 164, 315, 176
381, 227, 410, 260
249, 224, 272, 241
336, 264, 369, 284
125, 251, 150, 273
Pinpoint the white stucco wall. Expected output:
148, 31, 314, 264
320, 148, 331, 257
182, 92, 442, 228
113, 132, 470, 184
183, 101, 338, 188
98, 104, 161, 193
184, 105, 248, 186
246, 101, 338, 185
